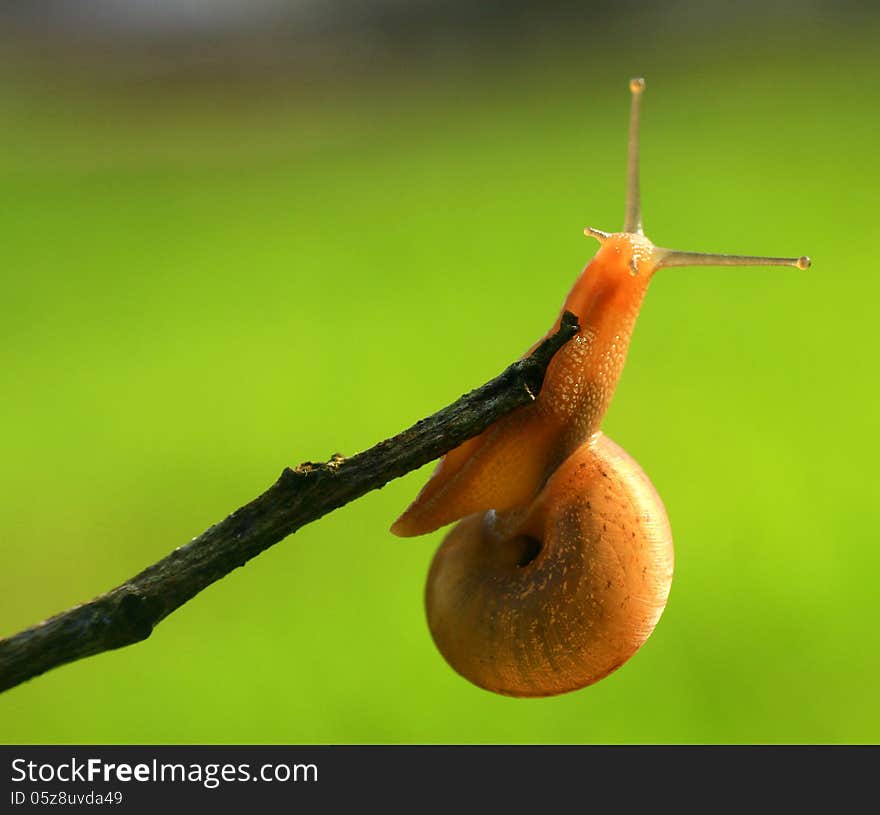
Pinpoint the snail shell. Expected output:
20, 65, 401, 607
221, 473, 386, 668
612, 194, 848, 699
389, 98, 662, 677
425, 433, 673, 697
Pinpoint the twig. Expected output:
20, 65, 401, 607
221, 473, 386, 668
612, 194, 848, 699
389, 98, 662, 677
0, 311, 580, 694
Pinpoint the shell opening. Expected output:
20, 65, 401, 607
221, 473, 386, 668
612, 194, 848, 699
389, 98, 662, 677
512, 535, 542, 568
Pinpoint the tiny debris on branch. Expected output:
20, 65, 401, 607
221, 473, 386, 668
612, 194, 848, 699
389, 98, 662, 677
0, 311, 580, 694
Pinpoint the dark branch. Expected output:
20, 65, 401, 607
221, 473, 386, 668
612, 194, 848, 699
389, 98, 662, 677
0, 311, 580, 694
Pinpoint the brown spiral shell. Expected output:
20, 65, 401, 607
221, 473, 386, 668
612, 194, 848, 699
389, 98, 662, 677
425, 433, 674, 697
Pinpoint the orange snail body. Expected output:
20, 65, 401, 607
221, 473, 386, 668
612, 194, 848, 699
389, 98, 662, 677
392, 79, 809, 697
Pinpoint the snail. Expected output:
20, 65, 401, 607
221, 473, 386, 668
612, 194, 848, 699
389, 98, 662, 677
392, 78, 810, 697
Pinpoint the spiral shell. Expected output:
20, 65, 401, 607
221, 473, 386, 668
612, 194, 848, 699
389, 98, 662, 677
425, 433, 673, 697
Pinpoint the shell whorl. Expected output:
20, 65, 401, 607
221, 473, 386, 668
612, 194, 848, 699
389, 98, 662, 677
425, 433, 673, 697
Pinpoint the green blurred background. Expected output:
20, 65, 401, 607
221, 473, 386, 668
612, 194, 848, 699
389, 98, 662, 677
1, 1, 878, 743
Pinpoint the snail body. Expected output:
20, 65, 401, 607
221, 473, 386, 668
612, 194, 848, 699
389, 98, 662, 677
393, 79, 809, 697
